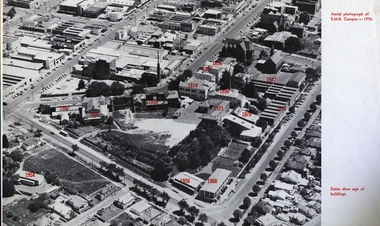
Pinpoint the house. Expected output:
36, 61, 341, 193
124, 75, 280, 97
273, 181, 295, 195
81, 96, 110, 123
263, 32, 297, 50
21, 137, 42, 151
256, 51, 284, 74
130, 201, 152, 216
286, 154, 311, 173
256, 213, 283, 226
289, 22, 304, 38
113, 193, 135, 209
281, 170, 308, 185
208, 89, 248, 108
268, 190, 291, 201
288, 212, 307, 224
298, 204, 317, 218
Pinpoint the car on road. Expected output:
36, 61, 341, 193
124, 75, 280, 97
50, 132, 55, 135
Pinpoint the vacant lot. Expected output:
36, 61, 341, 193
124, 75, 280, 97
3, 198, 49, 226
23, 148, 109, 196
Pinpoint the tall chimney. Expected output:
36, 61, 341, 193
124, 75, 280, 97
157, 51, 160, 82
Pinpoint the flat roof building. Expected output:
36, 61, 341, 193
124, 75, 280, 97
199, 169, 232, 202
171, 172, 205, 194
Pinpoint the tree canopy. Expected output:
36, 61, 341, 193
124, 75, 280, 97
3, 134, 9, 148
3, 179, 15, 197
86, 81, 110, 97
110, 81, 125, 96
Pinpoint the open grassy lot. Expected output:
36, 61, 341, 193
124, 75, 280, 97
23, 148, 109, 196
3, 198, 49, 226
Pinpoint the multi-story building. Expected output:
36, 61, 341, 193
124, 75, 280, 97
199, 169, 232, 202
179, 78, 216, 100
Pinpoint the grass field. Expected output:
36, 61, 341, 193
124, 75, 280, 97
3, 198, 49, 226
23, 148, 110, 196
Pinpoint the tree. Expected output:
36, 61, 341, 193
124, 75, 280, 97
183, 69, 193, 79
99, 161, 108, 170
277, 150, 284, 157
178, 216, 187, 225
3, 134, 10, 148
297, 120, 306, 128
198, 213, 208, 223
178, 199, 189, 213
294, 139, 303, 146
284, 140, 292, 147
219, 70, 231, 90
251, 136, 262, 148
110, 81, 125, 96
233, 209, 243, 219
256, 98, 267, 111
71, 144, 79, 154
243, 197, 251, 208
299, 11, 310, 25
3, 179, 15, 197
86, 82, 110, 97
233, 64, 245, 75
10, 150, 23, 162
255, 119, 268, 130
77, 79, 85, 90
260, 173, 268, 181
252, 184, 261, 193
259, 49, 268, 59
269, 160, 277, 168
285, 37, 302, 52
188, 206, 200, 218
130, 85, 145, 95
304, 112, 311, 121
291, 131, 298, 137
161, 191, 170, 204
310, 103, 318, 111
8, 7, 16, 19
218, 222, 227, 226
106, 116, 114, 125
316, 94, 321, 103
244, 216, 255, 225
289, 106, 295, 113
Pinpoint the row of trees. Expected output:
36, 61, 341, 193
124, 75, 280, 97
3, 150, 25, 197
177, 199, 208, 224
132, 179, 170, 206
86, 81, 125, 97
99, 162, 125, 182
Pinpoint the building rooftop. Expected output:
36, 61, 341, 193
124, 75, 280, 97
172, 172, 204, 190
199, 169, 232, 194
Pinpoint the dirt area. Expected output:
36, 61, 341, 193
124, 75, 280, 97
23, 148, 110, 197
131, 119, 198, 148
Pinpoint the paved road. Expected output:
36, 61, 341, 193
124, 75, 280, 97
188, 0, 271, 73
201, 81, 321, 223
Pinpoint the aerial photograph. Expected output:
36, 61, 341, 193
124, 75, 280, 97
2, 0, 321, 225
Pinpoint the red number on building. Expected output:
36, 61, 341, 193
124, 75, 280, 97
214, 106, 224, 111
242, 111, 252, 117
180, 178, 190, 184
148, 100, 158, 105
90, 112, 100, 117
220, 89, 230, 94
188, 83, 198, 88
60, 106, 69, 111
277, 106, 286, 111
25, 172, 35, 178
203, 66, 213, 72
208, 178, 218, 183
267, 77, 276, 83
212, 61, 222, 66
